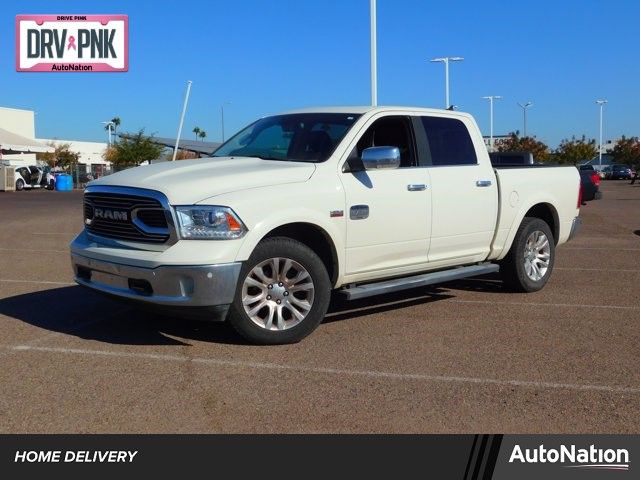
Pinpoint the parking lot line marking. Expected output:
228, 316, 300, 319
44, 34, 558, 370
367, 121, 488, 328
447, 299, 639, 310
0, 248, 68, 253
0, 279, 74, 286
555, 267, 640, 273
563, 247, 640, 252
8, 344, 640, 395
0, 313, 116, 358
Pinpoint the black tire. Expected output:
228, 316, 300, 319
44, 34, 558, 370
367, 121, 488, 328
47, 179, 55, 190
500, 217, 555, 293
15, 179, 24, 191
228, 237, 331, 344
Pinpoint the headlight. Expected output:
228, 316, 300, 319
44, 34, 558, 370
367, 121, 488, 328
175, 206, 247, 240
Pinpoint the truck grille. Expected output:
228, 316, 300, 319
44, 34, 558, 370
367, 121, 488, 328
84, 192, 170, 244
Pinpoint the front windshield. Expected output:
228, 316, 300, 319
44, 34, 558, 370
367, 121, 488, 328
212, 113, 360, 162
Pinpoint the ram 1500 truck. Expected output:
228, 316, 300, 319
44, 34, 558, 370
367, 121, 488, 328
70, 107, 581, 344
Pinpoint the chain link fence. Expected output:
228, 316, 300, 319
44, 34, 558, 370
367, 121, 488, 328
71, 163, 130, 189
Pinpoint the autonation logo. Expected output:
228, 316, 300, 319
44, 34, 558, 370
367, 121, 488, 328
509, 444, 630, 471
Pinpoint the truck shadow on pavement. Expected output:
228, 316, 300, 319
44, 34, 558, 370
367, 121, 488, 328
0, 277, 502, 346
439, 273, 505, 294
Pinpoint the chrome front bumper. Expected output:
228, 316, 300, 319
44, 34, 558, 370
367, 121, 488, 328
567, 216, 582, 242
71, 253, 241, 308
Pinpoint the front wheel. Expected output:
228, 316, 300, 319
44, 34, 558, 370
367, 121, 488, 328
15, 179, 24, 191
500, 217, 555, 292
228, 237, 331, 344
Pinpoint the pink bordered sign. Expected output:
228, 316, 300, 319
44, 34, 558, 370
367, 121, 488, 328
16, 15, 128, 72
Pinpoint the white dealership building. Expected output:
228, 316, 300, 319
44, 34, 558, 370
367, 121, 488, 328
36, 138, 109, 175
0, 106, 109, 173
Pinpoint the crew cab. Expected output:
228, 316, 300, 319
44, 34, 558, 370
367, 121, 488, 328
70, 107, 581, 344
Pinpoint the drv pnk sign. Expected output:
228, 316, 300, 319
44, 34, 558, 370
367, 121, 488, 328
16, 15, 128, 72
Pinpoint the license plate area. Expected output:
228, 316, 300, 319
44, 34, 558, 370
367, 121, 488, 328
90, 270, 130, 290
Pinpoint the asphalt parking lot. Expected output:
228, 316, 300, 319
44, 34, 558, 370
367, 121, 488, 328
0, 181, 638, 433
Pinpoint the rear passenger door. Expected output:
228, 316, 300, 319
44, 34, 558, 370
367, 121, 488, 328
416, 115, 498, 265
28, 166, 41, 185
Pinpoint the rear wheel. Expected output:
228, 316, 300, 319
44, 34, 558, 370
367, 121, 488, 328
500, 217, 555, 292
228, 237, 331, 344
15, 179, 24, 191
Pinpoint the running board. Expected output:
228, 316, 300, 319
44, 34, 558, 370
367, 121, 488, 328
339, 263, 500, 300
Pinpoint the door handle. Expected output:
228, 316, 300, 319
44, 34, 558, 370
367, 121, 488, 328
476, 180, 492, 187
407, 184, 427, 191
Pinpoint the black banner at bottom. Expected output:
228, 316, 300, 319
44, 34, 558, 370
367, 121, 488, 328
0, 435, 636, 479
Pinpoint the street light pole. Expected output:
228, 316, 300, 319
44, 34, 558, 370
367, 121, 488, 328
430, 56, 464, 109
370, 0, 377, 106
221, 101, 231, 142
101, 121, 114, 146
596, 99, 607, 167
172, 80, 193, 162
517, 101, 533, 137
482, 96, 502, 151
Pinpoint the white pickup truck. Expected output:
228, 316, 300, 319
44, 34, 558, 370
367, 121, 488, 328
71, 106, 581, 344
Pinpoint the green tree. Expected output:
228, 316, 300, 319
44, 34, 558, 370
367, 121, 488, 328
193, 126, 201, 141
611, 136, 640, 166
495, 132, 550, 162
36, 142, 80, 171
198, 130, 207, 141
553, 135, 598, 165
103, 130, 164, 168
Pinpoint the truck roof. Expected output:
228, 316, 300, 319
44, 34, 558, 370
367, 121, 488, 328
279, 105, 474, 119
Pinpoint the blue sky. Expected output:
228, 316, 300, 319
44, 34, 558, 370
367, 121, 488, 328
1, 0, 638, 148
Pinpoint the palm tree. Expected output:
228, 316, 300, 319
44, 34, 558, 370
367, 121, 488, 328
192, 126, 201, 141
198, 130, 207, 142
111, 117, 121, 136
104, 117, 121, 143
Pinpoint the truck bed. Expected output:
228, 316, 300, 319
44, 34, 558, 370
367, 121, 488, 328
490, 165, 581, 260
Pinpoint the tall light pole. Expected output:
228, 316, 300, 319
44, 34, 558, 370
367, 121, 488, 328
370, 0, 377, 106
220, 101, 232, 142
101, 121, 114, 146
482, 95, 502, 151
172, 80, 193, 162
430, 56, 464, 109
517, 101, 533, 137
596, 99, 608, 167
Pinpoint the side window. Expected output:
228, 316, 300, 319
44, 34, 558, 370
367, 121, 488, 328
420, 116, 477, 166
354, 116, 416, 168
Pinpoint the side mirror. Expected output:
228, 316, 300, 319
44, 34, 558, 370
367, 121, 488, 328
361, 146, 401, 170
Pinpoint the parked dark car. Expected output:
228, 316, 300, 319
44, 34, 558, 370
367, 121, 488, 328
579, 168, 602, 202
606, 164, 633, 180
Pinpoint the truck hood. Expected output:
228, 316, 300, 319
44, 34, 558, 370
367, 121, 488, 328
90, 157, 316, 204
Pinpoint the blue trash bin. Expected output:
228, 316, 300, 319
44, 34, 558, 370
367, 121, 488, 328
55, 174, 73, 191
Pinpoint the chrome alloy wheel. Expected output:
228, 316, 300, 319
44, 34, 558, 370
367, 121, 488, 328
523, 230, 551, 281
241, 257, 315, 331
